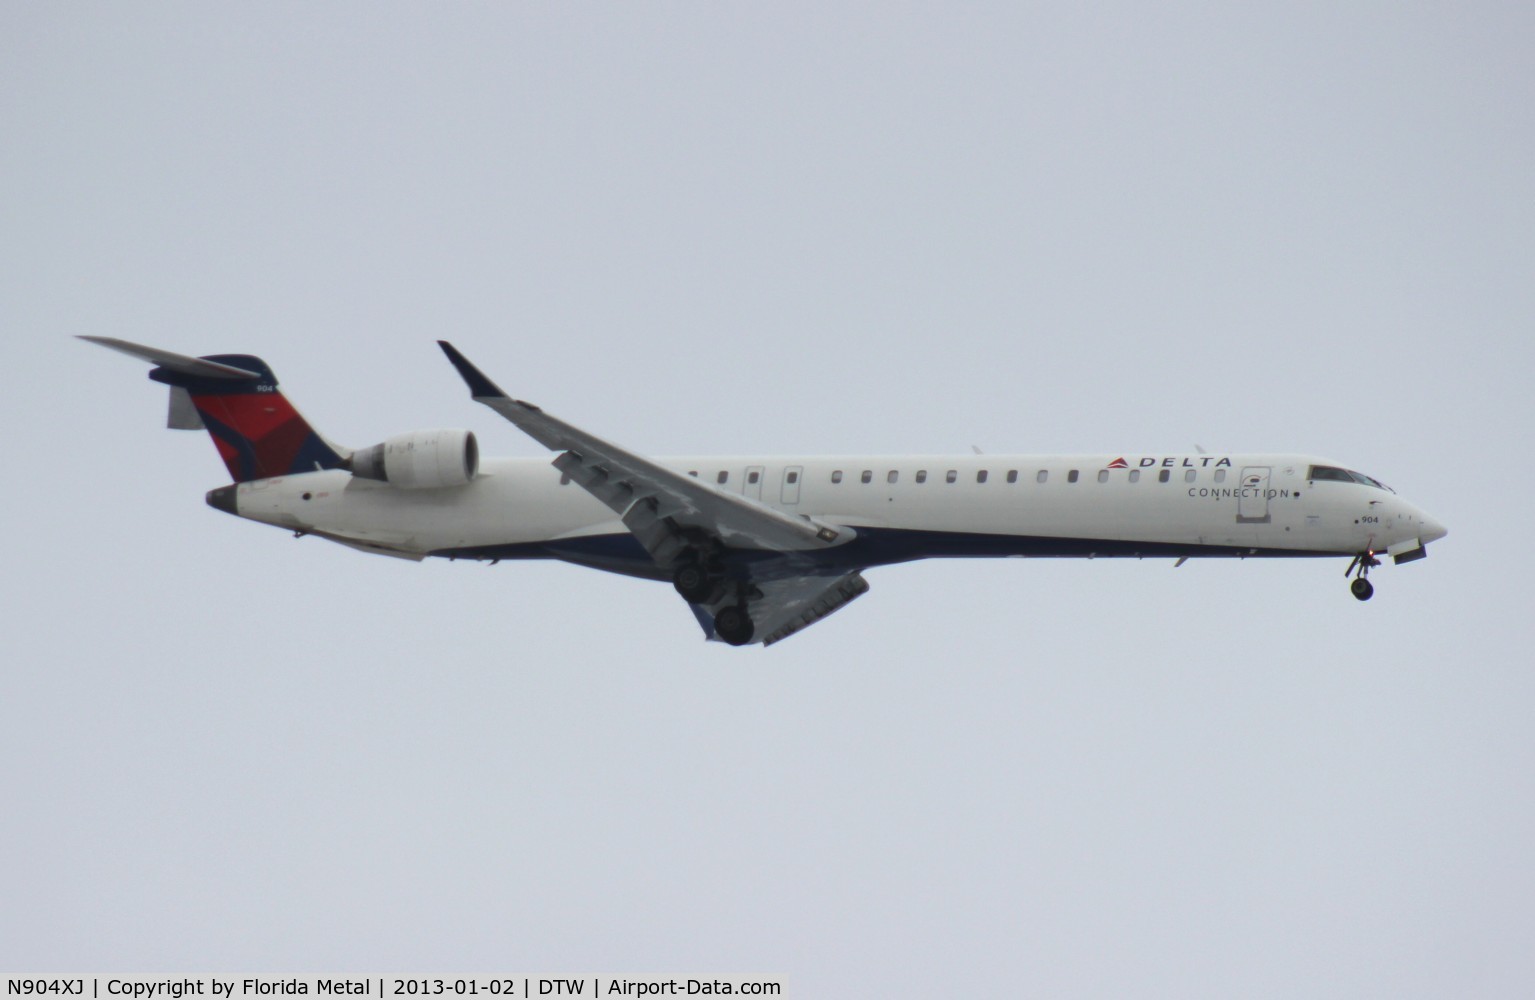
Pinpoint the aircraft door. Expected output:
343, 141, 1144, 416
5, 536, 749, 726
781, 466, 803, 505
744, 465, 764, 501
1237, 466, 1272, 523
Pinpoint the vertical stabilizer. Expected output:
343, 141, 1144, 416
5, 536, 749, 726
81, 336, 346, 482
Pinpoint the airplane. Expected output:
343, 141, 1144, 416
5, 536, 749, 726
80, 336, 1448, 647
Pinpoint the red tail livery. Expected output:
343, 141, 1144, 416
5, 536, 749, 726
81, 337, 344, 482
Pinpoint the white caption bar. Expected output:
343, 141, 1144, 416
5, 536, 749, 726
2, 977, 785, 1000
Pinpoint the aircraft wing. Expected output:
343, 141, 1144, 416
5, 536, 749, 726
437, 341, 850, 556
438, 341, 867, 645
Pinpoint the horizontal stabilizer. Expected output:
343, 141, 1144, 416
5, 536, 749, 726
81, 335, 346, 481
78, 336, 260, 379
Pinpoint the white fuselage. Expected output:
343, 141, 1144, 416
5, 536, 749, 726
224, 452, 1446, 577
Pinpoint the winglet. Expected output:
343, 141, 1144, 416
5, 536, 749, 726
437, 341, 510, 399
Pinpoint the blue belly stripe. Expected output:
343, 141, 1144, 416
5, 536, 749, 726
430, 527, 1343, 578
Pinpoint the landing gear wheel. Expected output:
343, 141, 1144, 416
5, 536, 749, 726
713, 605, 754, 646
1344, 549, 1381, 602
673, 562, 723, 604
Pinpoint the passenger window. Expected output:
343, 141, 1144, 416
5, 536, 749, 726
1184, 469, 1196, 483
1129, 469, 1140, 483
861, 470, 873, 484
717, 471, 729, 484
786, 471, 799, 484
946, 470, 958, 484
887, 470, 898, 484
831, 470, 843, 484
748, 471, 760, 484
916, 470, 928, 484
1213, 469, 1226, 483
688, 470, 698, 478
1036, 470, 1048, 483
977, 470, 988, 483
1097, 470, 1109, 483
1068, 470, 1079, 483
1158, 469, 1170, 483
1006, 470, 1018, 483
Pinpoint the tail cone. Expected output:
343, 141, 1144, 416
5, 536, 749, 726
206, 485, 238, 516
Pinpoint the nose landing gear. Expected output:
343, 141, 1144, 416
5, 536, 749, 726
1344, 550, 1380, 601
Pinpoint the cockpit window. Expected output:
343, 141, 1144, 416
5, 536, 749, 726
1349, 471, 1381, 489
1308, 465, 1393, 492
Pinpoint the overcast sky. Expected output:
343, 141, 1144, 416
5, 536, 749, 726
3, 3, 1533, 995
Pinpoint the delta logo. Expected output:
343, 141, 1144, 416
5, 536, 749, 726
1105, 455, 1234, 469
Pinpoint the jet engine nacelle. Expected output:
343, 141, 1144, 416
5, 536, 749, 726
347, 428, 479, 489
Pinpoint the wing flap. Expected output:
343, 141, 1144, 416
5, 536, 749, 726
621, 498, 690, 566
749, 570, 871, 646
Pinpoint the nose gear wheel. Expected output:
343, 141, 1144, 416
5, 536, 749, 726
1344, 551, 1380, 601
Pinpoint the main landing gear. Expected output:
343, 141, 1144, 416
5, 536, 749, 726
712, 604, 755, 647
673, 549, 755, 645
1344, 550, 1380, 601
672, 558, 725, 604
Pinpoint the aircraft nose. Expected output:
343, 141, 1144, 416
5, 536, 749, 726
1420, 511, 1448, 544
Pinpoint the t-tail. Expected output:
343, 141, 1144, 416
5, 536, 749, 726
80, 336, 346, 482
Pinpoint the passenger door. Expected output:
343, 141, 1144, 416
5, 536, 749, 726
1237, 466, 1271, 523
781, 466, 803, 505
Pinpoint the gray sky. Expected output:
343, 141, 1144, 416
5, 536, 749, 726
3, 3, 1533, 995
